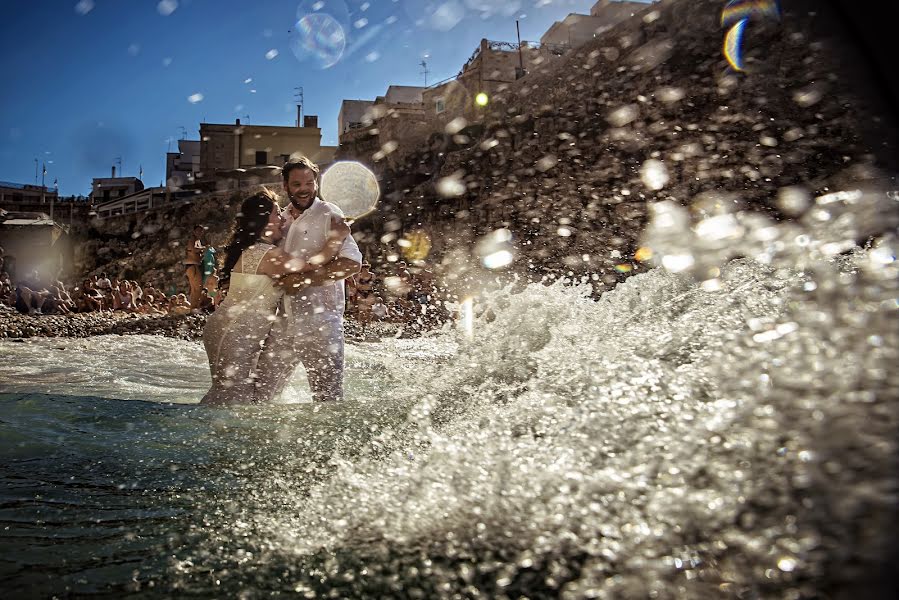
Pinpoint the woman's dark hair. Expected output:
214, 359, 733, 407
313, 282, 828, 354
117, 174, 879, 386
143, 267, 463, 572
221, 188, 280, 285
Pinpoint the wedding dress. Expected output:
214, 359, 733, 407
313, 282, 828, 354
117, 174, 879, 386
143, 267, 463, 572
201, 243, 283, 405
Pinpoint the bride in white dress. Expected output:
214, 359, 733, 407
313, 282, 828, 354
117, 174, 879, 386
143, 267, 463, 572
200, 189, 348, 405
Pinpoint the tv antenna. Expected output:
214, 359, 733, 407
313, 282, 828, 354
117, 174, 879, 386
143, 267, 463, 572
179, 125, 188, 140
294, 86, 304, 126
420, 59, 430, 87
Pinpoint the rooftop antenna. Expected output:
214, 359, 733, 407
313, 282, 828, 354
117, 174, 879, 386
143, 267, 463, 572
294, 86, 304, 126
516, 20, 525, 77
179, 126, 187, 140
34, 158, 38, 184
243, 114, 250, 124
114, 156, 123, 177
420, 59, 430, 87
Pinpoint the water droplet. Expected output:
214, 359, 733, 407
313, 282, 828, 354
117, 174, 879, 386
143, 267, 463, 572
436, 173, 466, 197
75, 0, 94, 15
476, 229, 515, 269
777, 187, 811, 216
430, 1, 465, 31
793, 87, 822, 107
661, 253, 695, 273
536, 154, 557, 172
656, 87, 685, 103
607, 104, 639, 127
777, 557, 797, 572
640, 159, 669, 191
157, 0, 178, 16
445, 117, 468, 135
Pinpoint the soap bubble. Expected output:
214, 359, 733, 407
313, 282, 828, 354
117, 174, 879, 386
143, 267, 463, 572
319, 161, 380, 219
289, 13, 346, 69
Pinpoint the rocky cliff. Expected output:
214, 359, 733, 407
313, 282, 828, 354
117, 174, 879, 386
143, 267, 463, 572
349, 0, 896, 292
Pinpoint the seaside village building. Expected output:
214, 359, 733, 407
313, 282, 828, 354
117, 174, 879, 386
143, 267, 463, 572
540, 0, 650, 48
0, 209, 70, 284
197, 115, 337, 190
93, 115, 336, 219
338, 0, 654, 167
1, 179, 94, 227
165, 139, 201, 189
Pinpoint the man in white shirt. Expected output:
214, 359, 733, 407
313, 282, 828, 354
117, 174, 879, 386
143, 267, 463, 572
254, 156, 362, 402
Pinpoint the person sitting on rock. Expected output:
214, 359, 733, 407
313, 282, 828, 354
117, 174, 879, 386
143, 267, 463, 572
169, 293, 192, 315
112, 280, 133, 311
74, 280, 99, 312
0, 271, 14, 307
43, 281, 74, 315
14, 270, 50, 315
95, 273, 112, 292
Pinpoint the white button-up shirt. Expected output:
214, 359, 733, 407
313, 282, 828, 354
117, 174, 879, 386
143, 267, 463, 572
280, 198, 362, 318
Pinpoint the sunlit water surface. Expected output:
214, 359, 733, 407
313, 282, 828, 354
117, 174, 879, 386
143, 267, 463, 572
1, 246, 896, 597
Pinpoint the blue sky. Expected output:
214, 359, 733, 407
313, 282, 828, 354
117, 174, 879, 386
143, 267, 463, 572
0, 0, 652, 196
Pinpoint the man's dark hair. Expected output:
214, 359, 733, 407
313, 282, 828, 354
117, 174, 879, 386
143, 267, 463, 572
282, 156, 320, 183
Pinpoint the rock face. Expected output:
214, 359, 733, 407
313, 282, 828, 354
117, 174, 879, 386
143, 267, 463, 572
345, 0, 896, 293
70, 190, 247, 292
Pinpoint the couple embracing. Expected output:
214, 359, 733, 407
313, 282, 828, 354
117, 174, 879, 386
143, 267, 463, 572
201, 156, 362, 405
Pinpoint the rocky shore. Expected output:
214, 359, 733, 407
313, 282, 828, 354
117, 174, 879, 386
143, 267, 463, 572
0, 305, 208, 341
0, 305, 412, 342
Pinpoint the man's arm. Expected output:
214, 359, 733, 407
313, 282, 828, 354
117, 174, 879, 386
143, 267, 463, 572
277, 257, 361, 293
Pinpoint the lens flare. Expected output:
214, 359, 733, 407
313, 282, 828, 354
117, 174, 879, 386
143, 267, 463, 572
634, 247, 654, 262
401, 230, 432, 262
723, 18, 748, 71
721, 0, 780, 27
289, 13, 346, 69
721, 0, 781, 72
460, 296, 474, 339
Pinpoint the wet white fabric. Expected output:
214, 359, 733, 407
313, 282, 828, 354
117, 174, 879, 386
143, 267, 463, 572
280, 198, 362, 317
201, 243, 282, 404
255, 198, 362, 402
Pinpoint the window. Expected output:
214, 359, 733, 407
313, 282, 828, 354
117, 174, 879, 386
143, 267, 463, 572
435, 98, 446, 114
255, 150, 267, 165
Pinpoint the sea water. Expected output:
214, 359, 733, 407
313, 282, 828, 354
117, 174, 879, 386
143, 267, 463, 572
1, 204, 897, 597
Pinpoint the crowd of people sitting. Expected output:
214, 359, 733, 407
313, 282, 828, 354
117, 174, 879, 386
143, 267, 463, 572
345, 260, 448, 331
1, 243, 448, 328
1, 270, 216, 317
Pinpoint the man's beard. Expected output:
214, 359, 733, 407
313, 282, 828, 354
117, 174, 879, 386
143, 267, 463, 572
290, 192, 315, 211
